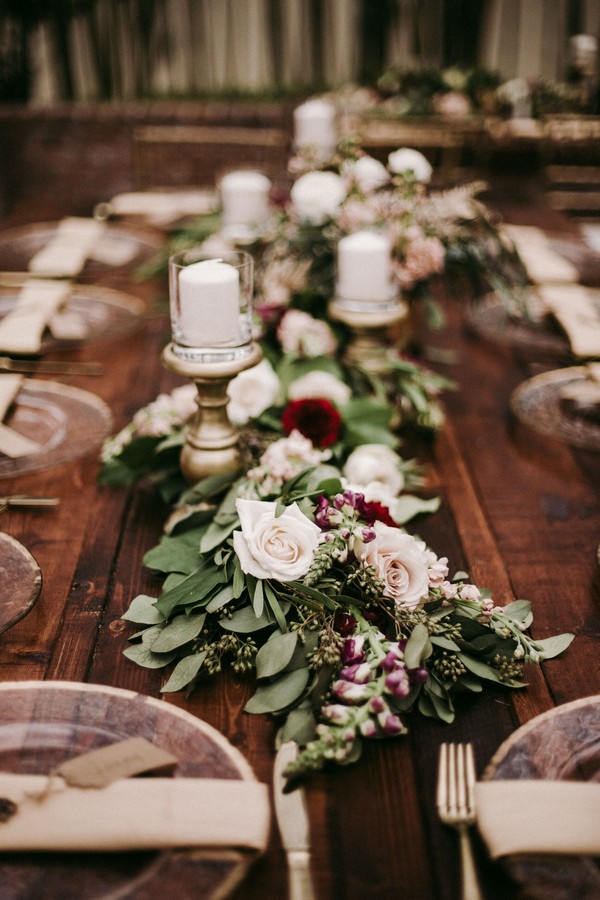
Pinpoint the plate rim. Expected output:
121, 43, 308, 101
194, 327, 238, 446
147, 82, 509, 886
0, 533, 42, 634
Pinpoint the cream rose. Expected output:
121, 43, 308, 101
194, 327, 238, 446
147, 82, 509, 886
233, 498, 321, 581
288, 370, 351, 406
387, 148, 433, 183
342, 155, 390, 193
342, 444, 405, 496
355, 523, 430, 608
290, 171, 346, 224
227, 359, 280, 426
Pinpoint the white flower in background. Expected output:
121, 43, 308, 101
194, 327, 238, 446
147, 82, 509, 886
387, 148, 433, 183
227, 358, 280, 426
391, 227, 446, 290
233, 498, 321, 581
277, 309, 337, 357
336, 196, 380, 231
288, 370, 351, 407
355, 523, 430, 608
131, 383, 197, 436
342, 443, 405, 497
248, 428, 331, 493
342, 155, 390, 194
433, 91, 472, 118
290, 170, 347, 224
257, 255, 311, 309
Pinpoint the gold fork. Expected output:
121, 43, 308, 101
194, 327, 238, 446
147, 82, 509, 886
436, 742, 483, 900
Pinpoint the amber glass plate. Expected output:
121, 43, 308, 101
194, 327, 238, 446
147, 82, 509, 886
0, 283, 145, 352
0, 533, 41, 633
483, 696, 600, 900
0, 681, 266, 900
510, 367, 600, 451
0, 221, 162, 282
0, 380, 112, 478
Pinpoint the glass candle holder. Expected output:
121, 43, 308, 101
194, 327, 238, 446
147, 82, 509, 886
169, 248, 254, 363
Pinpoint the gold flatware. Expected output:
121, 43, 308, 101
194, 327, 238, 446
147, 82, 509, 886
0, 496, 60, 513
0, 357, 103, 376
437, 742, 482, 900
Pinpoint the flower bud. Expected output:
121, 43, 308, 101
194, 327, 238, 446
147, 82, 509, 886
359, 719, 378, 738
341, 634, 366, 664
340, 662, 372, 683
332, 680, 370, 703
378, 712, 404, 735
322, 704, 352, 725
384, 669, 411, 698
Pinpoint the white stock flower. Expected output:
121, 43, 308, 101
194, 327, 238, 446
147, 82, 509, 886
277, 309, 337, 357
342, 444, 405, 496
227, 359, 280, 426
342, 155, 390, 194
290, 171, 347, 224
288, 370, 351, 406
355, 523, 430, 609
387, 148, 433, 183
233, 498, 321, 581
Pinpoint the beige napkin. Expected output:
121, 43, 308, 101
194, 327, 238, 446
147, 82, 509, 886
0, 375, 42, 457
108, 190, 217, 226
475, 781, 600, 858
0, 279, 72, 354
504, 224, 579, 284
28, 218, 106, 277
0, 774, 269, 852
536, 284, 600, 358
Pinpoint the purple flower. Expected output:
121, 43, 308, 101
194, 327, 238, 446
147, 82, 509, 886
384, 668, 411, 698
341, 634, 366, 664
368, 696, 388, 715
378, 713, 404, 735
359, 719, 378, 738
322, 704, 352, 725
340, 662, 372, 683
332, 680, 370, 704
409, 666, 429, 684
381, 648, 404, 672
360, 526, 377, 543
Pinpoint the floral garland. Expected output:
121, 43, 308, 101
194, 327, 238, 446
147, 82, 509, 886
104, 428, 573, 781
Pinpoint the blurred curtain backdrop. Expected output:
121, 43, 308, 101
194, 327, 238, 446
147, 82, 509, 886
0, 0, 598, 103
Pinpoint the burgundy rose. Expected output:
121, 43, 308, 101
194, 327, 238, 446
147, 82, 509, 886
281, 398, 341, 448
362, 500, 398, 528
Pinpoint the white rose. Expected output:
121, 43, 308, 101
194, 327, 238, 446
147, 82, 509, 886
342, 155, 390, 194
227, 359, 280, 426
233, 498, 321, 581
342, 444, 405, 496
387, 148, 433, 183
288, 370, 351, 407
290, 171, 346, 224
355, 523, 430, 608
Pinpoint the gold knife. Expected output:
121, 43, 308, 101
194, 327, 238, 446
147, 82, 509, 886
0, 496, 60, 512
273, 741, 316, 900
0, 357, 103, 376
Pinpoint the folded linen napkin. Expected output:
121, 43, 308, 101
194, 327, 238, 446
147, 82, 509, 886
0, 375, 42, 457
537, 284, 600, 358
475, 781, 600, 859
0, 774, 269, 852
28, 218, 106, 277
107, 190, 217, 226
504, 224, 579, 284
0, 279, 72, 354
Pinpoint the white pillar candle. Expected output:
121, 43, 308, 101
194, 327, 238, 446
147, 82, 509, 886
336, 231, 393, 303
293, 99, 337, 159
178, 259, 241, 346
220, 171, 271, 228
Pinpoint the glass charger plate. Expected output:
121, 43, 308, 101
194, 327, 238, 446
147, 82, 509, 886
0, 380, 112, 478
0, 681, 265, 900
483, 696, 600, 900
0, 533, 41, 633
510, 367, 600, 451
0, 283, 146, 352
0, 221, 163, 282
467, 293, 571, 358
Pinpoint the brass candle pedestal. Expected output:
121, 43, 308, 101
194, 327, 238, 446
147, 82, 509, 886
162, 342, 263, 484
329, 297, 411, 377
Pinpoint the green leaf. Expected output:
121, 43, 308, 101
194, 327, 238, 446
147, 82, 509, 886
256, 632, 299, 680
534, 632, 574, 659
455, 673, 483, 692
404, 623, 432, 669
160, 652, 207, 693
276, 706, 317, 746
155, 562, 226, 617
252, 579, 265, 619
265, 582, 288, 633
205, 584, 236, 613
430, 635, 461, 652
151, 612, 206, 653
244, 667, 310, 714
457, 653, 504, 683
393, 495, 441, 524
122, 594, 164, 625
143, 527, 205, 575
200, 516, 239, 554
232, 560, 245, 599
220, 604, 274, 633
503, 599, 532, 622
123, 626, 176, 669
287, 581, 337, 611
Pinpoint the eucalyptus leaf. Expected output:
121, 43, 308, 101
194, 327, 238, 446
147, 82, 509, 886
143, 527, 205, 575
276, 706, 317, 746
151, 611, 206, 653
430, 635, 461, 652
155, 562, 226, 617
393, 495, 441, 524
122, 594, 164, 625
160, 652, 207, 693
256, 632, 299, 680
220, 604, 274, 633
123, 626, 176, 669
199, 517, 239, 554
265, 582, 288, 633
503, 599, 533, 622
252, 579, 265, 619
457, 653, 504, 683
206, 584, 236, 613
244, 667, 310, 714
404, 622, 432, 669
533, 632, 574, 659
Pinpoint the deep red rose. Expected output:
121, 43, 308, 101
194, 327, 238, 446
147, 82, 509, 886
333, 612, 357, 636
362, 500, 399, 528
281, 398, 341, 448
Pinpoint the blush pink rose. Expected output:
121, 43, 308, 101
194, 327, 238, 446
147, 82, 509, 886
355, 523, 430, 608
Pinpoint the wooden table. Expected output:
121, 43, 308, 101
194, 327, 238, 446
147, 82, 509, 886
0, 192, 598, 900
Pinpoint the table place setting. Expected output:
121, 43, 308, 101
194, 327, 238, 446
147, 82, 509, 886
502, 223, 581, 284
0, 531, 42, 634
96, 187, 218, 229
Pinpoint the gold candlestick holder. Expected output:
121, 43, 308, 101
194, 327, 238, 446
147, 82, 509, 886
329, 296, 411, 377
162, 342, 263, 484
